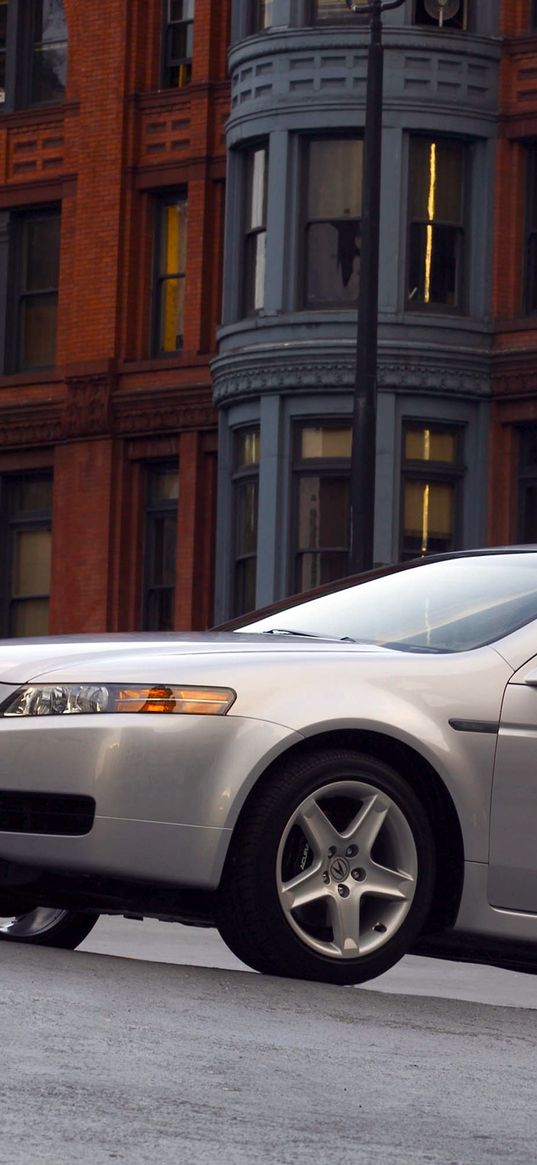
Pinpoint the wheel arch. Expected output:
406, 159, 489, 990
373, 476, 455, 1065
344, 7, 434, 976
227, 727, 464, 936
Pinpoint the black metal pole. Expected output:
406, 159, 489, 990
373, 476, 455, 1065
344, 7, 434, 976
348, 0, 383, 574
347, 0, 405, 574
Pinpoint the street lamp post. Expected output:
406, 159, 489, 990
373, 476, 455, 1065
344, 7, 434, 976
346, 0, 406, 574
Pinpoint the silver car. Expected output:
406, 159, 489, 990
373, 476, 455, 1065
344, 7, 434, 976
1, 548, 537, 984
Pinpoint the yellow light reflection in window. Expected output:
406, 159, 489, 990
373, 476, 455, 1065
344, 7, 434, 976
424, 143, 437, 305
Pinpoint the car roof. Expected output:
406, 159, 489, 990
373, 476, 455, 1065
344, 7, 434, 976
217, 546, 537, 632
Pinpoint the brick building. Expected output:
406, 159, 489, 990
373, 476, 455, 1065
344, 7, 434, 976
0, 0, 229, 637
490, 0, 537, 544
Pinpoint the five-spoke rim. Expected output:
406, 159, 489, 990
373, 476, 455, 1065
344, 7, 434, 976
276, 779, 418, 960
0, 908, 69, 939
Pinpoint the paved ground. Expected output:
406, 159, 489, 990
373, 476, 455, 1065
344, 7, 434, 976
83, 916, 537, 1010
0, 919, 536, 1164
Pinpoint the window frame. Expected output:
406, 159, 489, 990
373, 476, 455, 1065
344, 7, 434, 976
1, 0, 68, 113
152, 190, 188, 359
301, 135, 363, 311
0, 471, 53, 638
162, 0, 194, 90
406, 134, 469, 315
517, 426, 537, 542
399, 421, 465, 562
141, 460, 179, 632
291, 420, 352, 594
232, 426, 260, 617
524, 144, 537, 315
242, 143, 268, 318
249, 1, 274, 33
6, 204, 61, 374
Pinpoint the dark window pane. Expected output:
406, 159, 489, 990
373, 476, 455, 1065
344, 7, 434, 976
1, 472, 52, 640
12, 529, 51, 595
408, 223, 461, 307
11, 598, 49, 637
158, 277, 185, 351
155, 198, 187, 353
243, 147, 267, 314
307, 221, 360, 306
31, 0, 67, 104
0, 0, 6, 105
20, 294, 58, 368
297, 551, 349, 592
308, 140, 362, 219
410, 140, 464, 223
252, 0, 273, 30
527, 234, 537, 313
11, 476, 53, 514
314, 0, 362, 19
404, 427, 458, 464
145, 589, 175, 632
143, 463, 178, 631
235, 429, 260, 469
244, 232, 266, 313
148, 468, 179, 502
246, 148, 267, 231
520, 484, 537, 542
299, 426, 352, 459
236, 479, 258, 556
170, 22, 193, 62
234, 557, 257, 616
164, 0, 194, 88
170, 0, 194, 19
24, 217, 61, 291
297, 476, 349, 550
149, 515, 177, 586
31, 43, 67, 103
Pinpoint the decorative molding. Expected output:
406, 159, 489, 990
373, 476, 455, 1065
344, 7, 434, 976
115, 402, 216, 435
63, 372, 114, 438
211, 352, 491, 405
114, 386, 216, 436
0, 404, 62, 447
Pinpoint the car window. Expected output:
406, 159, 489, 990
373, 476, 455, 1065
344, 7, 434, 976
239, 554, 537, 653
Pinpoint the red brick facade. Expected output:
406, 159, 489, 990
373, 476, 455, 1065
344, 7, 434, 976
0, 0, 229, 633
490, 0, 537, 543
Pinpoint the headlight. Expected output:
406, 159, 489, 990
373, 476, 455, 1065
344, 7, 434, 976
0, 684, 236, 718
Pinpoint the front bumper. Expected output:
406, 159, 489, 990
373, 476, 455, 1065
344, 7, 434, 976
0, 711, 299, 888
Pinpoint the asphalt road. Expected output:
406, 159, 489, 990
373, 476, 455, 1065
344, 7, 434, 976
1, 920, 536, 1165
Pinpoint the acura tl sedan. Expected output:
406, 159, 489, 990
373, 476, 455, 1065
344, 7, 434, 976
1, 548, 537, 985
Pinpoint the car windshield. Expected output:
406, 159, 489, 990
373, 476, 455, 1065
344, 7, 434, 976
239, 553, 537, 653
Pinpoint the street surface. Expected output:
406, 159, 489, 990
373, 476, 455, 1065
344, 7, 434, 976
0, 918, 536, 1165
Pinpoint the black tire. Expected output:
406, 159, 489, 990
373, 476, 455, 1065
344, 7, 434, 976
0, 908, 99, 950
217, 749, 435, 985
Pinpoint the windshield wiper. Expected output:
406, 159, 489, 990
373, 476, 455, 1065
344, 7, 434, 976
261, 628, 356, 642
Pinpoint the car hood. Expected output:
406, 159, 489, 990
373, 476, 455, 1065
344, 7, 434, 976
0, 631, 390, 686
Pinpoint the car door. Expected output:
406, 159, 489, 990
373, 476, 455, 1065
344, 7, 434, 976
489, 654, 537, 912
